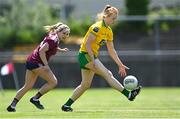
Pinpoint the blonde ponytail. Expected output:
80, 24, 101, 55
44, 22, 63, 33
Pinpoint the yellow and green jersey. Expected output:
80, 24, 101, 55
79, 20, 113, 57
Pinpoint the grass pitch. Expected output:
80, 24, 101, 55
0, 88, 180, 119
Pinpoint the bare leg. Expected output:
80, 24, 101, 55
62, 69, 94, 111
7, 70, 37, 112
28, 67, 58, 110
15, 70, 37, 100
71, 69, 94, 101
86, 59, 124, 92
87, 59, 141, 101
34, 67, 58, 96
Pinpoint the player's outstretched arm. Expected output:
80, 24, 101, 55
106, 41, 129, 77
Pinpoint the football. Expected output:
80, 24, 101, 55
123, 75, 138, 90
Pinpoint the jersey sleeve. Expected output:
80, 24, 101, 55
89, 25, 100, 36
107, 29, 113, 42
44, 39, 55, 50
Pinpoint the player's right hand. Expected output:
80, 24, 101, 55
118, 64, 129, 77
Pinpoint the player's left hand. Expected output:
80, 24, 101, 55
59, 48, 69, 52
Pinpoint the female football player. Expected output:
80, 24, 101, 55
61, 5, 141, 112
7, 22, 70, 112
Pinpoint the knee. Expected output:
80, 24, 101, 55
50, 79, 58, 87
22, 84, 33, 91
80, 83, 91, 90
106, 70, 113, 78
43, 68, 51, 73
53, 79, 58, 87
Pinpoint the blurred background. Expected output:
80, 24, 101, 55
0, 0, 179, 89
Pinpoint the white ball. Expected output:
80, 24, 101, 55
123, 75, 138, 90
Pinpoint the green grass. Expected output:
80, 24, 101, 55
0, 88, 180, 119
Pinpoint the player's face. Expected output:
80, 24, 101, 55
57, 30, 70, 40
107, 14, 118, 25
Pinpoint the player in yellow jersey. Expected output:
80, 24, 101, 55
62, 5, 141, 112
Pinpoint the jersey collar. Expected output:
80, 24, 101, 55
102, 19, 108, 28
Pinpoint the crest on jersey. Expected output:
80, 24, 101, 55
98, 39, 107, 46
93, 27, 99, 33
49, 33, 59, 43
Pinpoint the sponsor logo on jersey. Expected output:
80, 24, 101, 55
93, 27, 99, 33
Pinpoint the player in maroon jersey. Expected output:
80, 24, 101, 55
7, 22, 70, 112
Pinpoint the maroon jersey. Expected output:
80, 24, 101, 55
27, 33, 59, 65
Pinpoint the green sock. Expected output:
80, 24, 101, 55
33, 92, 42, 100
121, 88, 130, 98
64, 98, 74, 106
